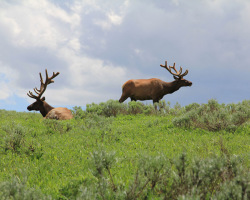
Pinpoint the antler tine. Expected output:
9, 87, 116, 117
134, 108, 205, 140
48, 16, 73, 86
179, 67, 183, 74
45, 69, 49, 79
160, 60, 188, 78
39, 72, 44, 85
27, 91, 37, 99
38, 69, 60, 98
33, 72, 44, 98
172, 63, 176, 71
160, 61, 181, 77
44, 69, 60, 85
160, 60, 177, 75
160, 60, 168, 69
27, 69, 60, 100
181, 69, 189, 77
50, 72, 60, 83
34, 87, 40, 95
45, 69, 53, 84
34, 87, 40, 93
169, 63, 182, 76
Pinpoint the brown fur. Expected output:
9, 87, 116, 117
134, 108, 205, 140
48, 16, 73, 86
45, 107, 73, 120
27, 69, 73, 120
119, 77, 192, 103
27, 97, 73, 120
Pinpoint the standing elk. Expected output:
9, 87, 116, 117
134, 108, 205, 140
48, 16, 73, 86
119, 60, 192, 104
27, 69, 73, 120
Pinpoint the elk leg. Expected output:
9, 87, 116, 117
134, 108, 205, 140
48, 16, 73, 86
153, 99, 159, 104
153, 99, 159, 110
130, 97, 137, 101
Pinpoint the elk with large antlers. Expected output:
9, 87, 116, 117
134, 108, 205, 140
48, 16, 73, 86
27, 69, 73, 120
119, 60, 192, 104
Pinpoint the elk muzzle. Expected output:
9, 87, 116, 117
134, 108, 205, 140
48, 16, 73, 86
27, 100, 42, 111
27, 105, 33, 111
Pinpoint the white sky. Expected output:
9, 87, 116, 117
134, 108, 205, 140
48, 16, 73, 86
0, 0, 249, 111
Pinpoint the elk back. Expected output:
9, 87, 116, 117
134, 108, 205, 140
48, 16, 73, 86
45, 107, 73, 120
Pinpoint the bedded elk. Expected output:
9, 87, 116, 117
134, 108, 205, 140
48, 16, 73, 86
119, 60, 192, 104
27, 69, 73, 120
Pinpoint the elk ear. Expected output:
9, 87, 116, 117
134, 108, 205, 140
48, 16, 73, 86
41, 97, 45, 101
173, 76, 179, 80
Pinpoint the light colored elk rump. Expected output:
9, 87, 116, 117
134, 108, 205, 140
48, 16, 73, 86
119, 60, 192, 104
45, 107, 73, 120
27, 69, 73, 120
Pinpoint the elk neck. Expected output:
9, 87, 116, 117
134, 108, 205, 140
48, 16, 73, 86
163, 80, 182, 94
40, 101, 55, 117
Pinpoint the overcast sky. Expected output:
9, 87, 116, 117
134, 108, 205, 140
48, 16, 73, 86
0, 0, 249, 112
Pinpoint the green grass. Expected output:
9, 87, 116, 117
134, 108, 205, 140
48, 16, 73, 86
0, 100, 249, 199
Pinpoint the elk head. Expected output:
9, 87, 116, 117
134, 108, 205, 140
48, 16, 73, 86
160, 61, 192, 87
27, 69, 60, 116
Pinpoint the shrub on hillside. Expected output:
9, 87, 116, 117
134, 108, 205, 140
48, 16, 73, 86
72, 106, 86, 119
173, 99, 250, 131
1, 123, 26, 153
0, 177, 51, 200
86, 100, 127, 117
127, 101, 144, 115
102, 100, 127, 117
76, 99, 249, 127
58, 150, 249, 199
43, 119, 73, 135
1, 123, 44, 160
84, 99, 183, 117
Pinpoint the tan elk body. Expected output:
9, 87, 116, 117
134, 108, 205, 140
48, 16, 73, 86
119, 61, 192, 103
27, 69, 73, 120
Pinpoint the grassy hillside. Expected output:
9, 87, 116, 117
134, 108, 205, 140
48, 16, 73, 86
0, 99, 249, 199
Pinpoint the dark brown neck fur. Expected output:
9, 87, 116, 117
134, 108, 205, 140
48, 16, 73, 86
40, 101, 54, 117
163, 80, 182, 95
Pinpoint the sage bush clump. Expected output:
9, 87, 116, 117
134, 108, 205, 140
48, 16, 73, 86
60, 150, 249, 200
173, 99, 250, 131
83, 99, 183, 117
0, 177, 51, 200
2, 123, 26, 153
